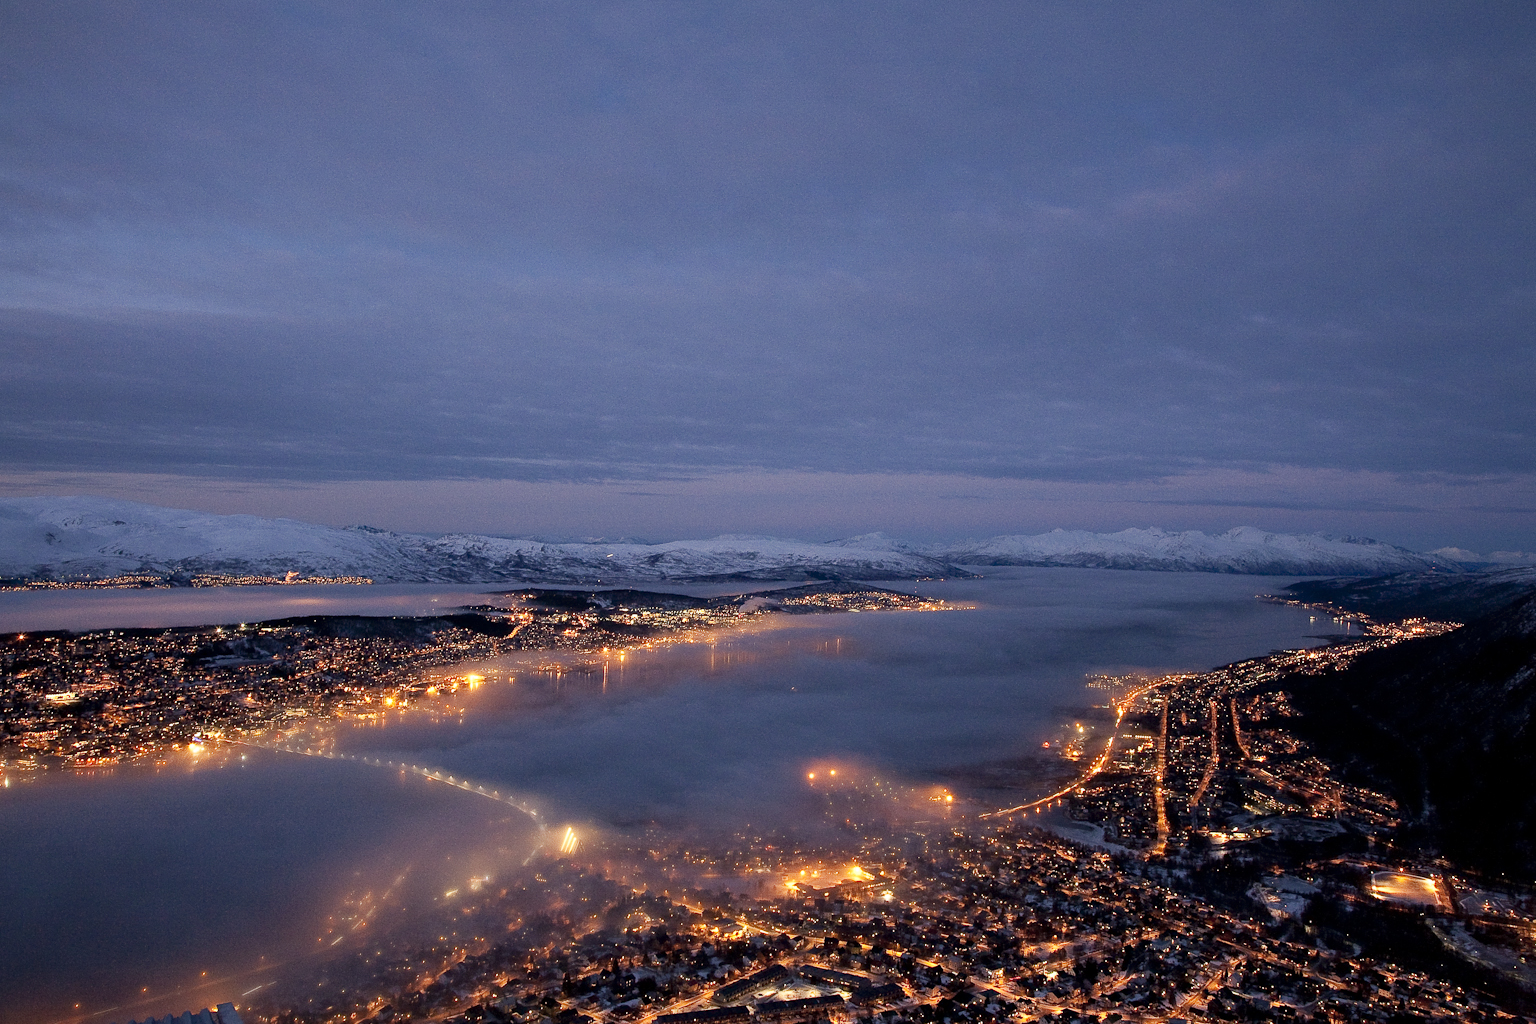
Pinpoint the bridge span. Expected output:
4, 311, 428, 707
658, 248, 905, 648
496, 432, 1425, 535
240, 739, 548, 834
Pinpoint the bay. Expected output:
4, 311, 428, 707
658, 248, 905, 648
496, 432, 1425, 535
0, 568, 1337, 1023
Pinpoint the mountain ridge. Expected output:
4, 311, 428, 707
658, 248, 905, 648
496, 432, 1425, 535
0, 495, 1480, 585
1284, 567, 1536, 622
1285, 590, 1536, 875
930, 525, 1451, 575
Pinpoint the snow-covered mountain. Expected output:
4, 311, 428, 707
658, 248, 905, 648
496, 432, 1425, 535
0, 496, 964, 584
928, 526, 1451, 576
0, 496, 1468, 585
1285, 566, 1536, 622
1430, 546, 1536, 568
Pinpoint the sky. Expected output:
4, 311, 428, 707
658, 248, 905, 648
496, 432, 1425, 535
2, 2, 1534, 550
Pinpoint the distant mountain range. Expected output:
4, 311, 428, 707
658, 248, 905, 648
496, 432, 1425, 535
0, 495, 1513, 585
922, 525, 1478, 575
0, 497, 964, 585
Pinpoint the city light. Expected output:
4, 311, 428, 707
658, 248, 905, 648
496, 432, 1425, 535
0, 576, 1506, 1021
558, 826, 580, 855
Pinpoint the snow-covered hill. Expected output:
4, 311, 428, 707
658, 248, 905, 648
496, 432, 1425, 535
0, 496, 1470, 585
930, 526, 1451, 576
0, 496, 964, 584
1284, 566, 1536, 622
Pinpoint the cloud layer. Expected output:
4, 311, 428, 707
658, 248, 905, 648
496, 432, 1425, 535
3, 3, 1533, 540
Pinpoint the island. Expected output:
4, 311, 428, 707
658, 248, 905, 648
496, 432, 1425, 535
0, 583, 945, 772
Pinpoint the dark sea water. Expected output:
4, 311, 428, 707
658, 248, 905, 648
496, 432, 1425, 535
0, 582, 514, 634
0, 568, 1338, 1023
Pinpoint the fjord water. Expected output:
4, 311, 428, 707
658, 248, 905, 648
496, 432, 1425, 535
0, 582, 515, 634
0, 569, 1336, 1022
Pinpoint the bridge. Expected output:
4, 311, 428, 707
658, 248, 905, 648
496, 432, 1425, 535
240, 739, 548, 834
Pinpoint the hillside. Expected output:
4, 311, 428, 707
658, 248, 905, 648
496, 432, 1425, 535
1286, 591, 1536, 876
1284, 567, 1536, 622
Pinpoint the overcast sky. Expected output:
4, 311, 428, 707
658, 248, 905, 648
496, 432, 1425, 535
2, 2, 1533, 548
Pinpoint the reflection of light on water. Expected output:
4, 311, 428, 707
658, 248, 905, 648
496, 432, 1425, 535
805, 759, 954, 812
445, 617, 859, 703
336, 617, 884, 737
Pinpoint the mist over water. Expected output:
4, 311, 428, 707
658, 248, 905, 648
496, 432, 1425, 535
0, 583, 517, 634
0, 568, 1334, 1022
0, 754, 543, 1024
330, 569, 1335, 831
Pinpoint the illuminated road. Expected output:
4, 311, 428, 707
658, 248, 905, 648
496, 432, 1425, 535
1186, 699, 1221, 812
1229, 696, 1252, 761
982, 679, 1170, 821
240, 739, 548, 834
1213, 935, 1356, 998
1164, 955, 1235, 1019
1149, 699, 1169, 856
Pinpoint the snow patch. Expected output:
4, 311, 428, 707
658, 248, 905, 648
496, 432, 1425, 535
0, 496, 1474, 585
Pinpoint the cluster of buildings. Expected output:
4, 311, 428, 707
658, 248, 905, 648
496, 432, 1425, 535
115, 1004, 244, 1024
0, 620, 518, 769
0, 587, 923, 772
248, 802, 1536, 1024
1, 573, 371, 589
14, 590, 1534, 1023
770, 591, 948, 614
242, 600, 1536, 1024
1061, 612, 1465, 852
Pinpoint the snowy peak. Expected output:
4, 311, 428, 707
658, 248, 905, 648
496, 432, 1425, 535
1431, 546, 1536, 568
932, 526, 1449, 576
0, 496, 1476, 585
0, 497, 965, 584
